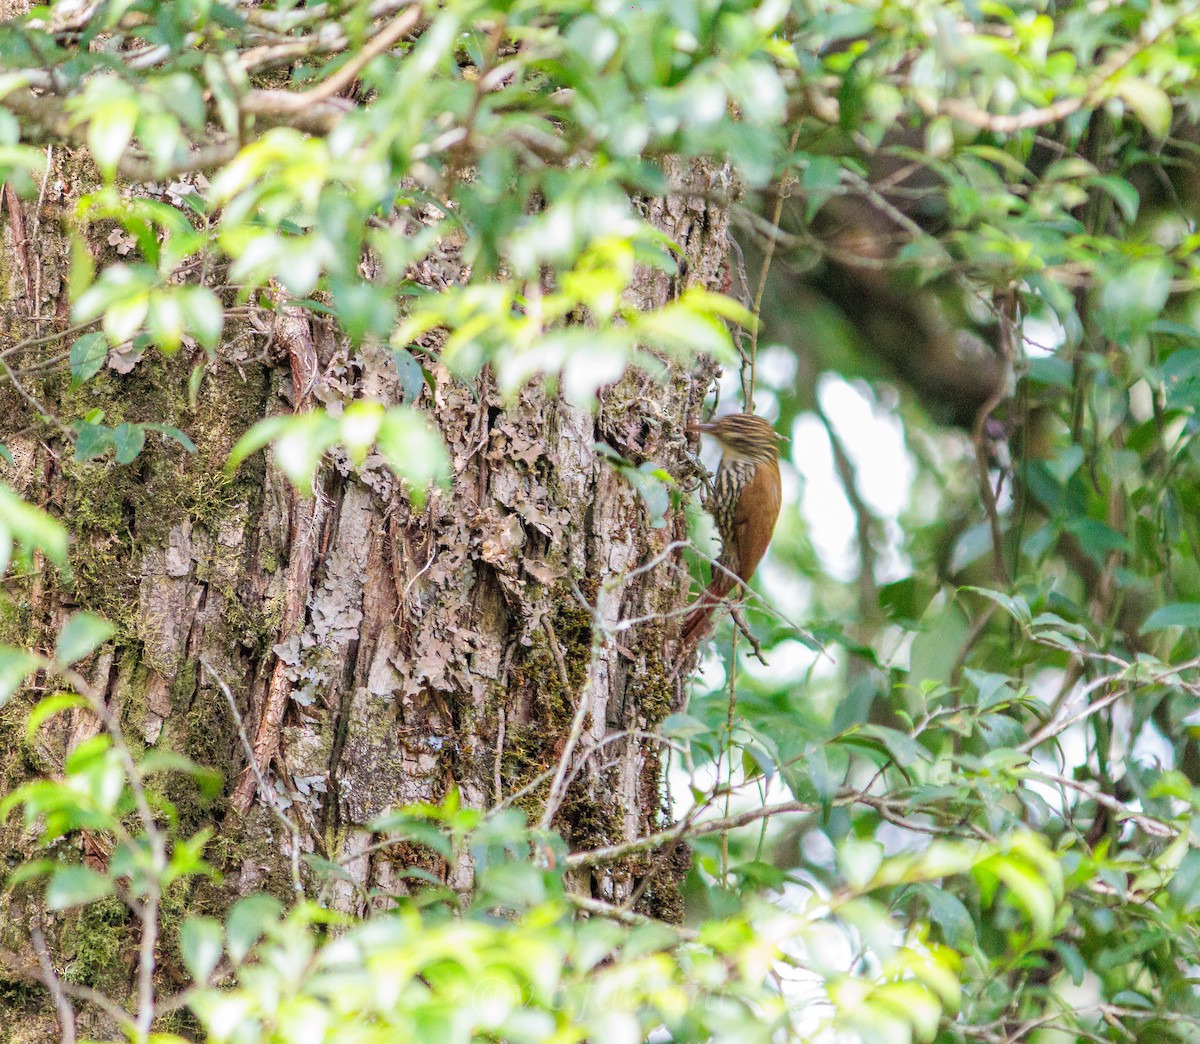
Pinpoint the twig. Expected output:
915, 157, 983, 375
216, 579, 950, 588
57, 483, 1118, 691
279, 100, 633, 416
537, 601, 603, 833
202, 659, 305, 894
60, 670, 163, 1042
31, 924, 75, 1044
1027, 767, 1177, 839
492, 729, 683, 815
816, 403, 880, 623
566, 797, 819, 869
743, 128, 800, 408
493, 706, 505, 805
566, 892, 698, 939
541, 615, 572, 693
135, 891, 159, 1041
1019, 671, 1125, 752
30, 146, 52, 334
972, 295, 1015, 584
916, 2, 1200, 135
721, 628, 739, 880
949, 600, 999, 688
0, 944, 131, 1027
728, 604, 769, 665
242, 6, 421, 116
0, 356, 74, 438
231, 303, 325, 815
3, 182, 33, 302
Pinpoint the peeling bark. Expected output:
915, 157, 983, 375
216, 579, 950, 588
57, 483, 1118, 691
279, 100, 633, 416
0, 154, 732, 1031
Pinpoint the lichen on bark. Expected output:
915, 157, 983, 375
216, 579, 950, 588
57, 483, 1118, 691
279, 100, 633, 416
0, 150, 733, 1032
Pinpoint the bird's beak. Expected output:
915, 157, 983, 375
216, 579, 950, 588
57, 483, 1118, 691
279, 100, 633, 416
686, 422, 716, 436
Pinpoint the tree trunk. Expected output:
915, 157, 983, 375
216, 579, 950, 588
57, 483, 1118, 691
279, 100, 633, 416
0, 152, 731, 1030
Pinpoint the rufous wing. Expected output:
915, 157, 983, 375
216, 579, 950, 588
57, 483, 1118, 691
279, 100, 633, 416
680, 459, 781, 651
732, 459, 781, 584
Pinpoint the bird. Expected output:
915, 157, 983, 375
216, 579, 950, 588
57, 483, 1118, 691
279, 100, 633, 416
680, 413, 783, 649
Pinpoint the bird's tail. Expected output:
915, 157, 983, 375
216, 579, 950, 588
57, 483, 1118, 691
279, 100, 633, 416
679, 573, 736, 649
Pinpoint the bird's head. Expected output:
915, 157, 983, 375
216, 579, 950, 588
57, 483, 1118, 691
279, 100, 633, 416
687, 413, 782, 464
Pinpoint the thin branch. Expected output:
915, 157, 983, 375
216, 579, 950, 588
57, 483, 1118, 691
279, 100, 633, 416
0, 356, 74, 438
242, 6, 422, 117
57, 667, 165, 1041
566, 893, 698, 939
243, 0, 414, 34
919, 2, 1200, 133
202, 659, 305, 894
727, 603, 769, 665
541, 614, 572, 694
1020, 671, 1126, 752
492, 706, 505, 805
816, 403, 880, 623
0, 944, 132, 1027
743, 128, 800, 409
566, 798, 819, 869
971, 295, 1015, 584
31, 925, 75, 1044
537, 602, 603, 833
1027, 767, 1178, 839
491, 728, 683, 816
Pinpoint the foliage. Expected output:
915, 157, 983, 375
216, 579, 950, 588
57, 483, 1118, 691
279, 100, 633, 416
0, 0, 1199, 1041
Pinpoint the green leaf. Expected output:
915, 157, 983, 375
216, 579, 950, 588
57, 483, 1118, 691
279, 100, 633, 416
26, 692, 90, 740
112, 423, 146, 464
1115, 78, 1172, 137
918, 883, 976, 949
148, 290, 185, 352
984, 854, 1056, 935
1064, 517, 1131, 562
55, 612, 115, 666
838, 58, 866, 131
225, 893, 283, 963
226, 417, 284, 471
103, 289, 150, 345
5, 858, 54, 890
1097, 258, 1172, 341
1111, 990, 1154, 1010
0, 647, 43, 706
621, 461, 672, 528
87, 99, 137, 178
332, 279, 397, 347
180, 915, 224, 983
74, 421, 116, 461
300, 853, 360, 885
375, 408, 449, 506
46, 865, 113, 910
142, 424, 197, 453
802, 155, 843, 221
961, 586, 1031, 627
1140, 602, 1200, 634
837, 837, 884, 889
1045, 444, 1084, 484
0, 484, 68, 565
851, 724, 927, 771
188, 362, 205, 407
339, 401, 384, 466
69, 332, 108, 384
909, 598, 970, 686
660, 713, 712, 740
139, 749, 222, 797
1054, 941, 1088, 987
391, 347, 428, 403
1087, 175, 1139, 223
1024, 355, 1073, 387
179, 285, 224, 352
